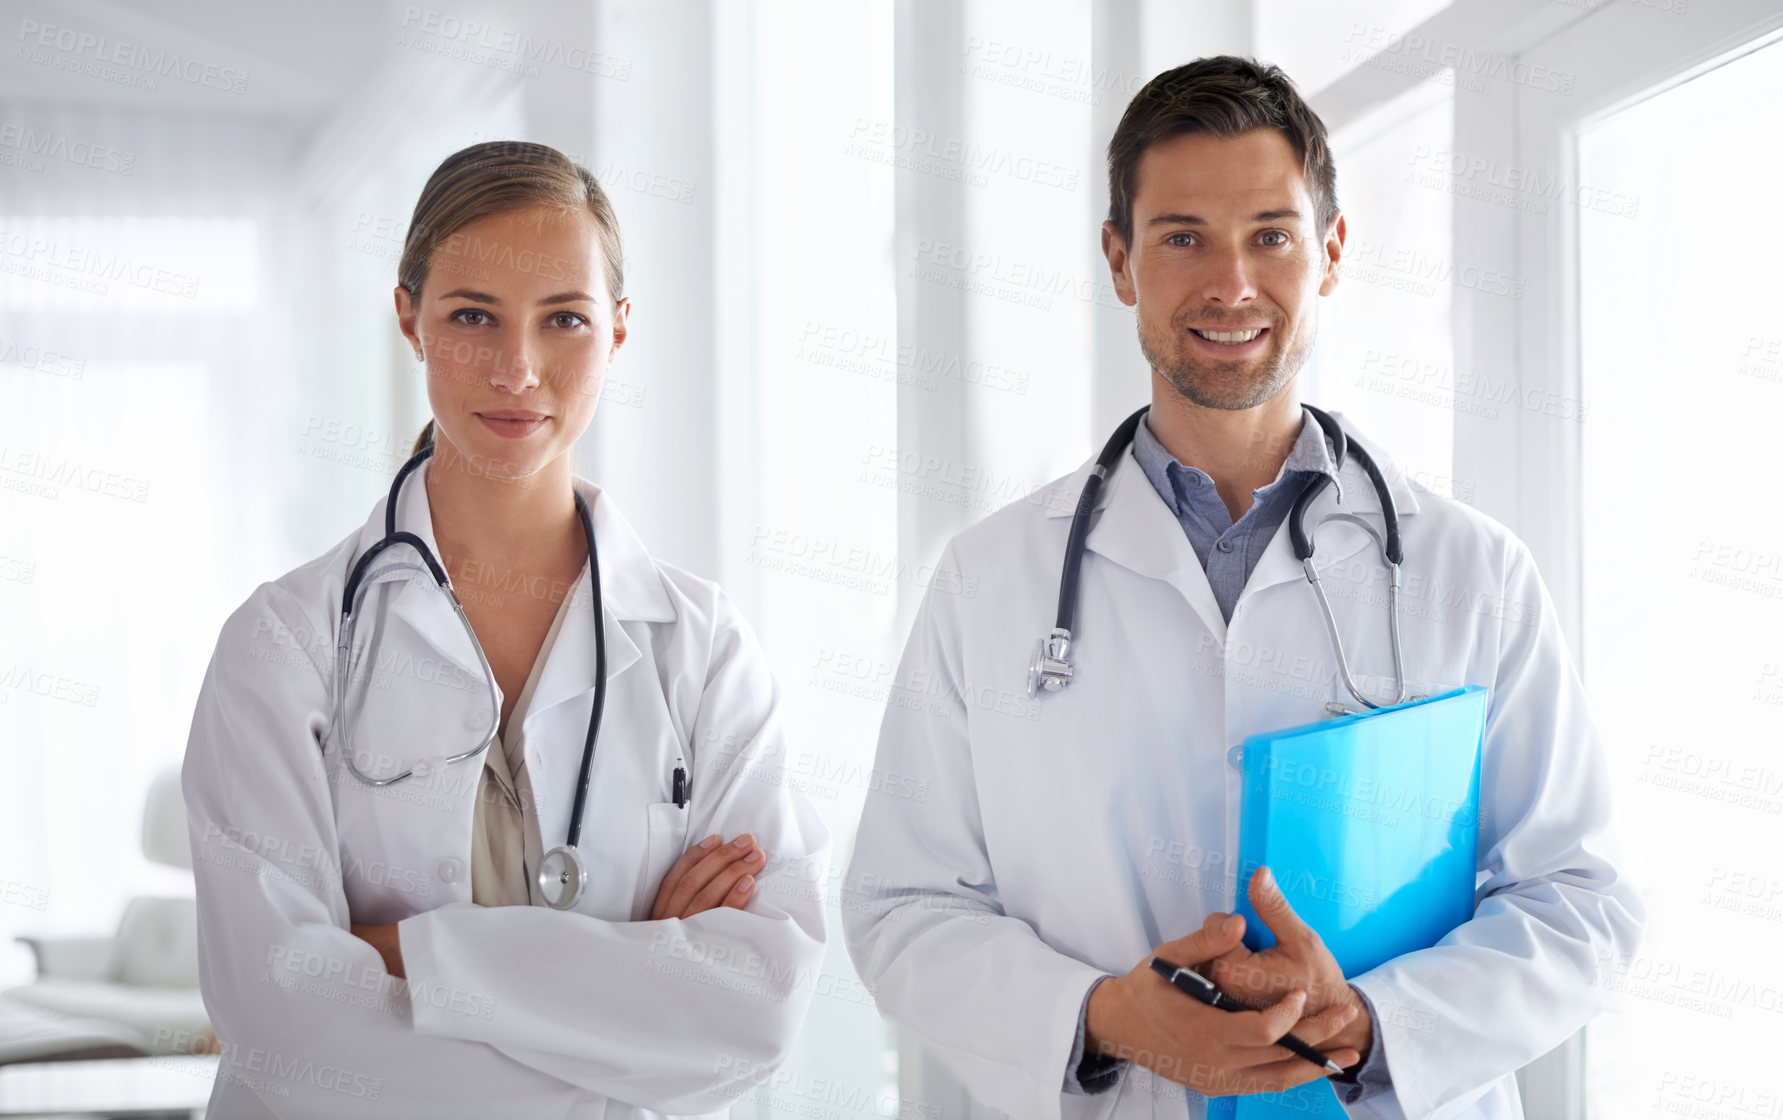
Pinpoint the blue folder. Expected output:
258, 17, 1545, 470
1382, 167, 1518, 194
1206, 686, 1488, 1120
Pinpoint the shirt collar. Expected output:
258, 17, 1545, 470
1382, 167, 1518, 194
1130, 407, 1343, 518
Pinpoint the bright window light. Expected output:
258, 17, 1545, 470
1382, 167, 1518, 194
1578, 36, 1783, 1119
0, 216, 257, 314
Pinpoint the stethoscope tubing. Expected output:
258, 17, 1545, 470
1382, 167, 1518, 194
333, 557, 503, 786
1034, 403, 1408, 710
563, 493, 605, 851
329, 441, 608, 821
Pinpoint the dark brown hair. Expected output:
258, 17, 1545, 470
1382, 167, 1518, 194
398, 141, 626, 456
1106, 56, 1337, 248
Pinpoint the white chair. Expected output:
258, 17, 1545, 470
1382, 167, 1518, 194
2, 767, 211, 1062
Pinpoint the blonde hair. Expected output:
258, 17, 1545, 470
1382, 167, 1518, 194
399, 140, 625, 456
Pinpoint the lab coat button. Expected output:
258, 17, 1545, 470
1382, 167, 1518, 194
1227, 743, 1244, 769
410, 757, 433, 779
467, 707, 491, 731
436, 858, 462, 884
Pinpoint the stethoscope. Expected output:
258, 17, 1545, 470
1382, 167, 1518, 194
1028, 403, 1407, 713
330, 440, 687, 911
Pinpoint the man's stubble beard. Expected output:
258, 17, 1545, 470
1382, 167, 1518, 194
1138, 307, 1316, 412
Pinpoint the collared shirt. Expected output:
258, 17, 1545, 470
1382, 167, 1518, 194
1064, 412, 1391, 1106
1131, 412, 1341, 624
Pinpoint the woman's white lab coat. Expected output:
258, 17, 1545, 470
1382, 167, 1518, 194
843, 416, 1643, 1120
181, 461, 829, 1118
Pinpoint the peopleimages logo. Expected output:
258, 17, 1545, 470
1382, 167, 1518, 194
1341, 23, 1576, 95
0, 123, 135, 175
15, 19, 250, 94
397, 7, 631, 80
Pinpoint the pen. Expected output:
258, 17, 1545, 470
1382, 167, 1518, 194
1148, 956, 1347, 1076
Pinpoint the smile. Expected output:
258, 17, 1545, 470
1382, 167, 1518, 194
1190, 327, 1267, 344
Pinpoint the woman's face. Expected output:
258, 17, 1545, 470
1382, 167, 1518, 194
395, 203, 627, 481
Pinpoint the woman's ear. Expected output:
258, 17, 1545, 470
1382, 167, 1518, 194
395, 285, 424, 357
609, 297, 631, 360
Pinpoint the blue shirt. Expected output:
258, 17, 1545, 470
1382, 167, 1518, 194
1132, 412, 1341, 624
1064, 413, 1391, 1105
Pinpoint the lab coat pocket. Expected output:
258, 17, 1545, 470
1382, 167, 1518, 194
633, 800, 691, 920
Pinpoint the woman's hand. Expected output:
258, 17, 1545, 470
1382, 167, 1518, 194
650, 833, 765, 920
350, 922, 406, 978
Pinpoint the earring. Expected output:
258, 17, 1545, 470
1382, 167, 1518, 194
414, 349, 424, 361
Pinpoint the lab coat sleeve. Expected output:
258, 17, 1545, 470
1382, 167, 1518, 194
183, 587, 586, 1119
395, 587, 830, 1116
1342, 538, 1646, 1120
842, 549, 1112, 1120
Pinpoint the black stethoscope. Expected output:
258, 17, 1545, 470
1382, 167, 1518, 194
1028, 403, 1408, 712
331, 440, 686, 910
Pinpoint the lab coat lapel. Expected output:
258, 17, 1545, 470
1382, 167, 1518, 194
1241, 413, 1424, 602
521, 481, 676, 850
1049, 447, 1230, 640
524, 480, 673, 720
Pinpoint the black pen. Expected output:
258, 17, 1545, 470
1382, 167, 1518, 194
1148, 956, 1346, 1076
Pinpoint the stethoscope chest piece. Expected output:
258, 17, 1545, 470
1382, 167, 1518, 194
1028, 628, 1074, 697
537, 844, 588, 910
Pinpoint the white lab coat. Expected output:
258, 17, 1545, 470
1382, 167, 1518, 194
181, 461, 829, 1119
844, 415, 1643, 1120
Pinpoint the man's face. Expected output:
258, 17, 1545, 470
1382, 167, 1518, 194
1103, 128, 1343, 411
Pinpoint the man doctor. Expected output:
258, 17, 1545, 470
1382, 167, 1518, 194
843, 56, 1643, 1120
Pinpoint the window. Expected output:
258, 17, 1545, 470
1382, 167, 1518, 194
1576, 37, 1783, 1119
0, 358, 219, 975
0, 216, 256, 314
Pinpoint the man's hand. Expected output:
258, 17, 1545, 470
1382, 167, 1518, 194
1084, 912, 1363, 1096
650, 833, 765, 920
350, 922, 405, 979
1206, 866, 1373, 1062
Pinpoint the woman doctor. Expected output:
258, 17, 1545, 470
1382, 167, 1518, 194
181, 142, 828, 1119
